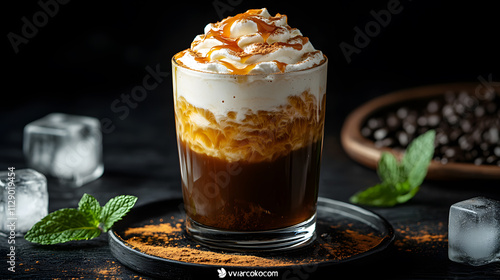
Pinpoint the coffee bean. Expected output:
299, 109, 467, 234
386, 113, 400, 128
397, 131, 409, 146
486, 156, 496, 164
442, 104, 454, 117
397, 107, 409, 119
361, 127, 372, 138
464, 95, 477, 109
427, 114, 441, 127
373, 128, 388, 140
445, 147, 456, 158
455, 103, 466, 115
403, 123, 416, 135
460, 119, 473, 133
436, 131, 449, 145
475, 105, 485, 117
487, 127, 499, 144
458, 135, 472, 151
367, 117, 383, 130
494, 146, 500, 157
446, 114, 459, 125
417, 116, 428, 126
427, 100, 440, 113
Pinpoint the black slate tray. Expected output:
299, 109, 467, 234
109, 197, 394, 279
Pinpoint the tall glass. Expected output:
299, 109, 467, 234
172, 56, 327, 251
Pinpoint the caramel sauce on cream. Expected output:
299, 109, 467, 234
174, 9, 316, 75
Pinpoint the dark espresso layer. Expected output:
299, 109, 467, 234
178, 139, 322, 231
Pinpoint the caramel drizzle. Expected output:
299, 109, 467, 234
180, 10, 308, 75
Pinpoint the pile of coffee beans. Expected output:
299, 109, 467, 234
361, 89, 500, 166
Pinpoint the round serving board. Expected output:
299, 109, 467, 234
109, 197, 394, 279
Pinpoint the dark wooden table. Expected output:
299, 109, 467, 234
1, 83, 499, 280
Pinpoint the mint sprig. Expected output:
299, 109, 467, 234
350, 130, 435, 207
25, 194, 137, 245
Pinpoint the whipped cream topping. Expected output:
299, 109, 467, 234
175, 8, 325, 74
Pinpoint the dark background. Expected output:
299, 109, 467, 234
2, 1, 500, 279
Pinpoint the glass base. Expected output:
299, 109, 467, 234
185, 214, 316, 251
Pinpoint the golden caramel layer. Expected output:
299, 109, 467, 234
174, 91, 326, 163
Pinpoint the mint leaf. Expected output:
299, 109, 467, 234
350, 183, 400, 207
100, 195, 138, 232
78, 194, 102, 227
24, 208, 101, 245
350, 130, 435, 207
25, 193, 138, 245
349, 181, 418, 207
402, 130, 436, 188
377, 152, 401, 186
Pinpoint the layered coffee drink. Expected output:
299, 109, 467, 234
172, 8, 327, 249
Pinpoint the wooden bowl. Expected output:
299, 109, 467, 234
341, 83, 500, 180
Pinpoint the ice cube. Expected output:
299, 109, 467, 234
23, 113, 103, 187
448, 196, 500, 266
0, 168, 48, 235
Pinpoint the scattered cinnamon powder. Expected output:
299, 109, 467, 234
123, 221, 291, 267
95, 261, 120, 276
119, 219, 387, 267
318, 226, 384, 260
65, 259, 131, 279
394, 222, 447, 253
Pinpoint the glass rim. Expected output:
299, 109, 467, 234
172, 53, 327, 77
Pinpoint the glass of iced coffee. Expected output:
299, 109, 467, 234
172, 8, 327, 250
